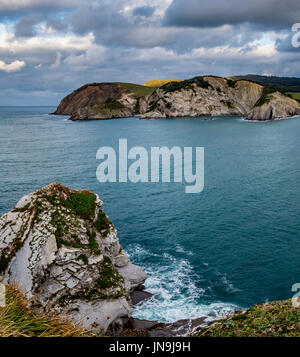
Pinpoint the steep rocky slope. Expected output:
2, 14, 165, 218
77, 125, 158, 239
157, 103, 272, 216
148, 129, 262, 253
53, 76, 300, 121
140, 76, 300, 120
247, 90, 300, 120
54, 82, 154, 121
0, 183, 146, 334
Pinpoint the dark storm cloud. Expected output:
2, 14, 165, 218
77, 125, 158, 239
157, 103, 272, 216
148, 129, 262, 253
164, 0, 300, 29
69, 2, 175, 49
133, 6, 155, 17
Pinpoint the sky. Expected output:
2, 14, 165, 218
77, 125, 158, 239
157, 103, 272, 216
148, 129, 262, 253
0, 0, 300, 105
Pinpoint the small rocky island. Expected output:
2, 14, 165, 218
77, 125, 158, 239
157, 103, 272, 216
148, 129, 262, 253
54, 76, 300, 121
0, 183, 147, 334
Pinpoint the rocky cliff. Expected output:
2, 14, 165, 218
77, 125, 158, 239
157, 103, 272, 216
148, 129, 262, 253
139, 76, 300, 120
0, 183, 146, 334
54, 82, 154, 121
54, 76, 300, 121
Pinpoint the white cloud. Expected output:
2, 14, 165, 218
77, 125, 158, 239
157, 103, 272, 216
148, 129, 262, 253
0, 59, 25, 72
0, 27, 95, 55
63, 45, 107, 70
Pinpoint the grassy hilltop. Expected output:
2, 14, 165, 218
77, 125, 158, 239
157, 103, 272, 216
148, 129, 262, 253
142, 79, 182, 88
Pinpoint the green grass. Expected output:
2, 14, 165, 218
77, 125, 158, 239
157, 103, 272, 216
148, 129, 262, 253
117, 82, 155, 97
192, 299, 300, 337
12, 203, 30, 212
95, 257, 124, 290
76, 254, 88, 265
63, 191, 96, 221
254, 86, 277, 107
0, 286, 93, 337
95, 209, 112, 237
225, 78, 237, 88
161, 76, 213, 93
287, 92, 300, 102
105, 98, 125, 110
87, 230, 100, 255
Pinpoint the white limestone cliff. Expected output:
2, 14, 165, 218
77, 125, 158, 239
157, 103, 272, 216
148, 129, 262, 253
0, 183, 146, 334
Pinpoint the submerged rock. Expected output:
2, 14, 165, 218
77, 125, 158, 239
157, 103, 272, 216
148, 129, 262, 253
0, 183, 146, 334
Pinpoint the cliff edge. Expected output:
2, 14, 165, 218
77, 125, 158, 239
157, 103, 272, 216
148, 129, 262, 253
140, 76, 300, 120
54, 82, 154, 121
0, 183, 146, 334
53, 76, 300, 121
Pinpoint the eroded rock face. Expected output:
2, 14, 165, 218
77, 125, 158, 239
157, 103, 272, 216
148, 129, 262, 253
53, 76, 300, 121
53, 82, 152, 121
140, 76, 300, 121
0, 183, 146, 334
246, 91, 300, 120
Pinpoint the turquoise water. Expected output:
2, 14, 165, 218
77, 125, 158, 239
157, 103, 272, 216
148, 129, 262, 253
1, 107, 300, 322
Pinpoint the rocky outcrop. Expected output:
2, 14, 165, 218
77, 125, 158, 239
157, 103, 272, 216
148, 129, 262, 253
246, 91, 300, 120
139, 76, 300, 121
0, 183, 146, 334
53, 76, 300, 121
53, 82, 154, 121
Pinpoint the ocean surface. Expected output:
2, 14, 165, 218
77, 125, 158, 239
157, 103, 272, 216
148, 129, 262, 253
1, 106, 300, 323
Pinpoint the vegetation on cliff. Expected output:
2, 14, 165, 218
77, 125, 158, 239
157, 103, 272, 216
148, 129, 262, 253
0, 286, 92, 337
232, 74, 300, 92
192, 300, 300, 337
54, 75, 300, 121
0, 183, 146, 334
160, 76, 213, 93
54, 82, 155, 120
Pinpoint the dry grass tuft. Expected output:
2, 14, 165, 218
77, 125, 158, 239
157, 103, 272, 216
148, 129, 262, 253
0, 285, 94, 337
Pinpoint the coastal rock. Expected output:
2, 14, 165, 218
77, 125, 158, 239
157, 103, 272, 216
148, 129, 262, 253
0, 183, 146, 334
116, 263, 147, 291
246, 91, 300, 120
54, 82, 154, 121
133, 317, 208, 337
140, 76, 300, 121
53, 76, 300, 122
131, 289, 153, 305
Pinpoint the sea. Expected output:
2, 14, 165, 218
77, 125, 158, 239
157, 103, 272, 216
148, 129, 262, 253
1, 106, 300, 323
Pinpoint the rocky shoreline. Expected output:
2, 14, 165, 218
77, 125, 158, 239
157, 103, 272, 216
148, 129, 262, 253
124, 285, 208, 337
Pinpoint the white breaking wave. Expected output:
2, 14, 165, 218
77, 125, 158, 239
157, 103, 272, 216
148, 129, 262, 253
126, 244, 240, 323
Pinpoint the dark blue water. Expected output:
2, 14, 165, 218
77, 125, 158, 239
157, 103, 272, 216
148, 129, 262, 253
1, 107, 300, 322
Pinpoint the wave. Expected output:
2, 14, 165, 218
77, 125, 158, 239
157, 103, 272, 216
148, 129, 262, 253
126, 244, 240, 323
